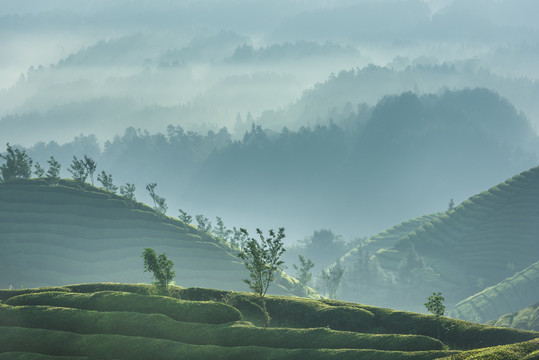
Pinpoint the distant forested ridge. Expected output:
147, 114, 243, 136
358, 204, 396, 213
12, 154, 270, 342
22, 87, 538, 240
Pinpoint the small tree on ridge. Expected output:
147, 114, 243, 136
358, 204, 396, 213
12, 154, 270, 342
425, 292, 445, 339
46, 156, 61, 183
83, 155, 97, 186
120, 183, 136, 206
146, 182, 168, 215
142, 248, 175, 291
238, 227, 286, 327
293, 255, 315, 288
0, 143, 33, 182
68, 156, 88, 184
320, 259, 344, 299
97, 170, 118, 194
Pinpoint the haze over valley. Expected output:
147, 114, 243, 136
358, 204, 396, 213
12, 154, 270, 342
1, 1, 539, 352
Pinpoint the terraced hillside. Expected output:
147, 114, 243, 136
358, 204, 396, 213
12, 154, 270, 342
0, 179, 305, 296
486, 303, 539, 332
0, 283, 538, 359
394, 166, 539, 282
337, 213, 442, 305
452, 261, 539, 324
335, 166, 539, 311
356, 213, 443, 255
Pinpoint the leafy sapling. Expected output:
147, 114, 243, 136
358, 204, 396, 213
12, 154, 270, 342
213, 216, 232, 244
425, 292, 445, 317
0, 143, 33, 182
83, 155, 97, 186
178, 209, 192, 224
142, 248, 175, 292
293, 255, 315, 288
425, 292, 445, 339
238, 227, 286, 327
231, 226, 248, 250
68, 156, 88, 184
120, 183, 136, 205
34, 162, 46, 178
97, 170, 118, 194
195, 214, 212, 233
146, 182, 168, 215
320, 259, 344, 299
46, 156, 61, 182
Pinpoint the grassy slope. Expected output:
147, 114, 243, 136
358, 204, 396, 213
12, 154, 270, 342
337, 213, 442, 304
485, 303, 539, 332
0, 178, 308, 297
438, 338, 539, 360
347, 166, 539, 310
360, 213, 443, 255
0, 283, 538, 359
394, 166, 539, 280
452, 261, 539, 324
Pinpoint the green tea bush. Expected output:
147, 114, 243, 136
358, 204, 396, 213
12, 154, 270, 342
0, 353, 88, 359
0, 304, 443, 351
0, 326, 457, 360
5, 291, 241, 324
0, 288, 70, 302
439, 338, 539, 360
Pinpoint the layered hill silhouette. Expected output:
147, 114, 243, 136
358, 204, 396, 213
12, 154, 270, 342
0, 283, 538, 359
337, 165, 539, 312
183, 88, 538, 240
0, 178, 306, 296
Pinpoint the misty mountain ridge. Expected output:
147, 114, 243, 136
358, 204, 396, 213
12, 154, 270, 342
2, 0, 539, 147
3, 57, 539, 149
16, 87, 538, 242
258, 62, 539, 137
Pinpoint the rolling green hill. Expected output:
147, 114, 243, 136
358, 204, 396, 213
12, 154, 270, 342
486, 303, 539, 332
0, 178, 308, 297
452, 261, 539, 324
361, 213, 443, 254
0, 283, 538, 359
335, 166, 539, 312
394, 165, 539, 278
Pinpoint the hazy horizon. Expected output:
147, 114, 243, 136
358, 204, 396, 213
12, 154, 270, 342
2, 0, 539, 241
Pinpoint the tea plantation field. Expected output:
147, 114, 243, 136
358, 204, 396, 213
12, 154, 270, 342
0, 179, 306, 296
338, 166, 539, 312
453, 261, 539, 324
0, 283, 538, 359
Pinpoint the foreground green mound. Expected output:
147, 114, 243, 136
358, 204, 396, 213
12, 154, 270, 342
0, 179, 307, 297
0, 353, 88, 360
3, 290, 242, 324
439, 338, 539, 360
1, 284, 538, 359
0, 326, 457, 360
452, 261, 539, 324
